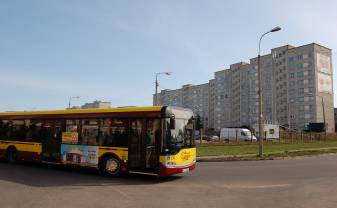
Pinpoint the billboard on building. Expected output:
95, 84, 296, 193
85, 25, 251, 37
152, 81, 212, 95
317, 73, 332, 94
317, 53, 332, 94
317, 53, 332, 74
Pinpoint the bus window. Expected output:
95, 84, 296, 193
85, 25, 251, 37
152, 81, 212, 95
0, 120, 5, 139
12, 120, 26, 141
99, 119, 112, 146
100, 119, 128, 147
0, 120, 11, 139
63, 120, 80, 144
81, 120, 99, 146
41, 121, 53, 141
112, 119, 128, 147
145, 119, 160, 148
66, 120, 79, 133
27, 120, 43, 142
164, 117, 195, 153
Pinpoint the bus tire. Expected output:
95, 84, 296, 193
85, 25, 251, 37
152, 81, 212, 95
100, 156, 121, 177
6, 147, 17, 164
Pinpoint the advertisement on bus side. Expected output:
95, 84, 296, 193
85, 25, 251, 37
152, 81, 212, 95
61, 144, 99, 167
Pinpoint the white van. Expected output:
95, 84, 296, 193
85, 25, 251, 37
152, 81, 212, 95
220, 128, 257, 141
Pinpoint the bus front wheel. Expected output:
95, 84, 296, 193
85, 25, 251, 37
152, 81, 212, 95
100, 156, 121, 177
6, 147, 17, 164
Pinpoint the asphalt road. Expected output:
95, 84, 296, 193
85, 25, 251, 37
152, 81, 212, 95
1, 155, 337, 208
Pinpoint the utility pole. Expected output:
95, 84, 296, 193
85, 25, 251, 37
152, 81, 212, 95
68, 96, 80, 109
154, 72, 172, 106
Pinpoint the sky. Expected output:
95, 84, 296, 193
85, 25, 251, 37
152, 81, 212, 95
1, 0, 337, 111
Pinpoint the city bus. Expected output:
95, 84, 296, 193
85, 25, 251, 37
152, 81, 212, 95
0, 106, 196, 176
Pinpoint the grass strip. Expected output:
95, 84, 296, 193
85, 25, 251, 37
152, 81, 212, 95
196, 140, 337, 157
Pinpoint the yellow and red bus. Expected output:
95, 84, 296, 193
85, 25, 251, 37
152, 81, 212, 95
0, 106, 196, 176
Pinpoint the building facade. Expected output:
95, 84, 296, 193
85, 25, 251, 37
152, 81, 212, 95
81, 101, 112, 109
154, 43, 334, 132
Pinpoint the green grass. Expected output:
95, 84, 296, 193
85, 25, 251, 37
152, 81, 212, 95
196, 140, 337, 157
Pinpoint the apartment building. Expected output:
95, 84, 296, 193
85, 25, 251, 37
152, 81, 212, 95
81, 101, 112, 109
155, 43, 334, 132
155, 84, 210, 128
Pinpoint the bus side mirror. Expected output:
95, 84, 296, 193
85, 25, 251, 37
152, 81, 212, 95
169, 117, 175, 129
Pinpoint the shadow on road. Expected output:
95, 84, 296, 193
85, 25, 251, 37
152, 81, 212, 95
0, 160, 183, 187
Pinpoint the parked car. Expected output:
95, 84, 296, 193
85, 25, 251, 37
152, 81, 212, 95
211, 135, 219, 141
204, 135, 219, 141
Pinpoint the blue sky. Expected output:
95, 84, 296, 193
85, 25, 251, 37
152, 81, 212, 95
1, 0, 337, 111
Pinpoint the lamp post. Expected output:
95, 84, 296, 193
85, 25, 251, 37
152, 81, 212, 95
155, 72, 172, 106
258, 26, 281, 157
68, 96, 80, 109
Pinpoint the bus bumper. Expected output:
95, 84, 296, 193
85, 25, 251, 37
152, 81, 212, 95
159, 162, 196, 176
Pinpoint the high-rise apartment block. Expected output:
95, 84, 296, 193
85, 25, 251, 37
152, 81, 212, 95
154, 43, 334, 132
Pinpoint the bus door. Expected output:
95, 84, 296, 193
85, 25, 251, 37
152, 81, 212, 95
128, 119, 160, 173
41, 121, 62, 162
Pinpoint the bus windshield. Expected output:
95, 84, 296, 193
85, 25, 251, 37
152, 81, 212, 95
164, 117, 195, 154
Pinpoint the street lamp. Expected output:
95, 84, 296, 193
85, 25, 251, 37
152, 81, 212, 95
155, 72, 172, 106
258, 26, 281, 157
68, 96, 80, 109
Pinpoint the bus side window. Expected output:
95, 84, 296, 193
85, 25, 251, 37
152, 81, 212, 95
0, 120, 9, 139
12, 120, 26, 141
145, 119, 160, 147
101, 119, 128, 148
99, 119, 112, 146
65, 120, 80, 144
81, 119, 99, 146
112, 119, 128, 148
5, 121, 13, 140
41, 121, 53, 141
1, 120, 12, 140
27, 120, 43, 142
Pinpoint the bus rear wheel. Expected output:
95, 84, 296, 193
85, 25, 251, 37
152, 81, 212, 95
100, 156, 121, 177
6, 148, 17, 164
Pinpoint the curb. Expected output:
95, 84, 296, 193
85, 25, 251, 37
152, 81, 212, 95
197, 156, 273, 162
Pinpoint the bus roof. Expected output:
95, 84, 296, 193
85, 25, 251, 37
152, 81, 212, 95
0, 106, 165, 119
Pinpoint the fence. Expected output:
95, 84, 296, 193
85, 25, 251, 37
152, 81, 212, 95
278, 131, 331, 143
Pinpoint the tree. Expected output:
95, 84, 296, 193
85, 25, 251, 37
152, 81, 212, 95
195, 115, 203, 130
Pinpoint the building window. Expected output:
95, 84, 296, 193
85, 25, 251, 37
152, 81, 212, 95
297, 71, 304, 77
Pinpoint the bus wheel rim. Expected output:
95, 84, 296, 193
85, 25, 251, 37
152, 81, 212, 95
106, 158, 119, 174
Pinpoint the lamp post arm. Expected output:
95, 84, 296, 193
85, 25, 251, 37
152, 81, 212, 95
258, 31, 271, 55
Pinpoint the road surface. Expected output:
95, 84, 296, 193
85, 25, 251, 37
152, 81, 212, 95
1, 155, 337, 208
